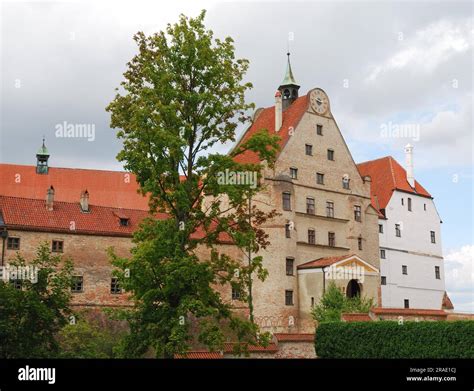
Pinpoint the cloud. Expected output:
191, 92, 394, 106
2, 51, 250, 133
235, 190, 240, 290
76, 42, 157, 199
445, 245, 474, 312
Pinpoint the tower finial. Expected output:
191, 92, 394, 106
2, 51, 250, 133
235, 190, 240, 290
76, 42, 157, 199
278, 51, 300, 110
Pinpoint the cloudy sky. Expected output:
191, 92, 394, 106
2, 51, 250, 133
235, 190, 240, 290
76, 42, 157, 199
1, 0, 472, 311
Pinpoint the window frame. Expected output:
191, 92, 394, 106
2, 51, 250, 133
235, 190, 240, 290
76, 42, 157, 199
282, 192, 292, 211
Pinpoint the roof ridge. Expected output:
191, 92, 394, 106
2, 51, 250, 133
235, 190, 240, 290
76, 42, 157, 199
356, 155, 393, 166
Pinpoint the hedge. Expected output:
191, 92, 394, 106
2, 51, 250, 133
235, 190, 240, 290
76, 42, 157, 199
315, 321, 474, 358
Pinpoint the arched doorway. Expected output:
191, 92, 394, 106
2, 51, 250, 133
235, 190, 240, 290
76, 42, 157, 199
346, 279, 361, 298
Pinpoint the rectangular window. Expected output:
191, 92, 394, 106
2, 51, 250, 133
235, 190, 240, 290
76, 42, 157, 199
119, 218, 130, 227
316, 124, 323, 135
378, 224, 384, 234
231, 287, 241, 300
328, 232, 336, 247
401, 198, 404, 206
424, 203, 427, 211
110, 277, 122, 294
327, 149, 334, 161
407, 197, 412, 211
282, 192, 291, 211
52, 240, 64, 253
381, 276, 387, 285
395, 224, 401, 237
435, 266, 440, 280
71, 276, 84, 293
286, 258, 294, 276
354, 205, 362, 222
380, 249, 386, 259
402, 265, 408, 275
305, 144, 313, 156
306, 197, 315, 214
285, 290, 294, 306
342, 178, 350, 189
404, 299, 410, 309
358, 237, 363, 250
326, 201, 334, 218
7, 237, 20, 250
285, 223, 291, 238
290, 167, 298, 179
308, 229, 315, 245
316, 173, 324, 185
430, 231, 436, 243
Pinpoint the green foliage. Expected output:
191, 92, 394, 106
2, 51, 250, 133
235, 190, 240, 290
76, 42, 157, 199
0, 242, 74, 358
311, 282, 374, 323
106, 10, 279, 357
315, 321, 474, 358
57, 318, 125, 358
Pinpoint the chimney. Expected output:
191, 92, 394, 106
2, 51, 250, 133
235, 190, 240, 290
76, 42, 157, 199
404, 144, 415, 188
275, 90, 282, 131
46, 186, 54, 211
80, 190, 89, 212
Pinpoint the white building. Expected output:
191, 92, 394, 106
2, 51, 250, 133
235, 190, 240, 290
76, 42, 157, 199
358, 146, 453, 310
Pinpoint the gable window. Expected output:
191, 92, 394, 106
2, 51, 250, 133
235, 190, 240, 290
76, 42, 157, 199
7, 237, 20, 250
316, 173, 324, 185
354, 205, 362, 222
305, 144, 313, 156
326, 201, 334, 218
407, 197, 412, 211
282, 192, 291, 211
327, 149, 335, 161
111, 277, 122, 294
358, 236, 363, 250
290, 167, 298, 179
71, 276, 84, 293
306, 197, 315, 214
52, 240, 64, 253
430, 231, 436, 243
316, 124, 323, 135
378, 224, 384, 234
381, 276, 387, 285
402, 265, 408, 275
308, 229, 316, 245
404, 299, 410, 309
119, 218, 130, 227
231, 287, 241, 300
285, 223, 291, 238
286, 258, 294, 276
342, 178, 350, 189
285, 290, 294, 306
328, 232, 336, 247
435, 266, 440, 280
395, 224, 401, 237
380, 249, 386, 259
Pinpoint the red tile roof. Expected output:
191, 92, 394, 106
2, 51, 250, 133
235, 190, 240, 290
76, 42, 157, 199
175, 351, 223, 359
371, 308, 447, 317
174, 342, 278, 359
357, 156, 431, 215
0, 195, 156, 237
273, 333, 314, 342
0, 164, 149, 210
297, 254, 356, 269
442, 291, 454, 310
233, 95, 309, 164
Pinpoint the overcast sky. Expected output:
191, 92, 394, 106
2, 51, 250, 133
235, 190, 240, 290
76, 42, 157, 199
0, 0, 472, 311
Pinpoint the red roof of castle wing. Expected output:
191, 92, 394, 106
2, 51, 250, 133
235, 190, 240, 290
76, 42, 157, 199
174, 342, 278, 358
273, 333, 315, 342
297, 254, 356, 269
442, 291, 454, 310
233, 95, 309, 164
0, 164, 150, 210
356, 156, 432, 214
0, 195, 156, 237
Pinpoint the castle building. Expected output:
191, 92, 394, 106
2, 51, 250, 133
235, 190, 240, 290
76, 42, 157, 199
357, 148, 452, 310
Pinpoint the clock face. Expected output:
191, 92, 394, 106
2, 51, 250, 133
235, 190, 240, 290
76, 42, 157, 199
310, 89, 329, 115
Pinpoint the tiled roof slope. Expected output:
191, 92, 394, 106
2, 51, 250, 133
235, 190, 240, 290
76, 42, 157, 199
357, 156, 431, 214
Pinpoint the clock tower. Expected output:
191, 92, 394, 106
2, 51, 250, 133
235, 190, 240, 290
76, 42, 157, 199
278, 52, 300, 110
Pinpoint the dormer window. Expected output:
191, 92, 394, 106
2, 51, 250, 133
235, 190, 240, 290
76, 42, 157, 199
119, 218, 130, 227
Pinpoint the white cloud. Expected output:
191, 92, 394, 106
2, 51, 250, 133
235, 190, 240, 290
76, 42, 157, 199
367, 19, 472, 82
445, 245, 474, 312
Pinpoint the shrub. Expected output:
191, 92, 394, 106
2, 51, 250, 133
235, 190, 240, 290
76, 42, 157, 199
315, 321, 474, 358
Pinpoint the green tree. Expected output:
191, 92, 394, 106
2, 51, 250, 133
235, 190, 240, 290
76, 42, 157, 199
311, 282, 374, 324
0, 242, 74, 358
106, 11, 279, 358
